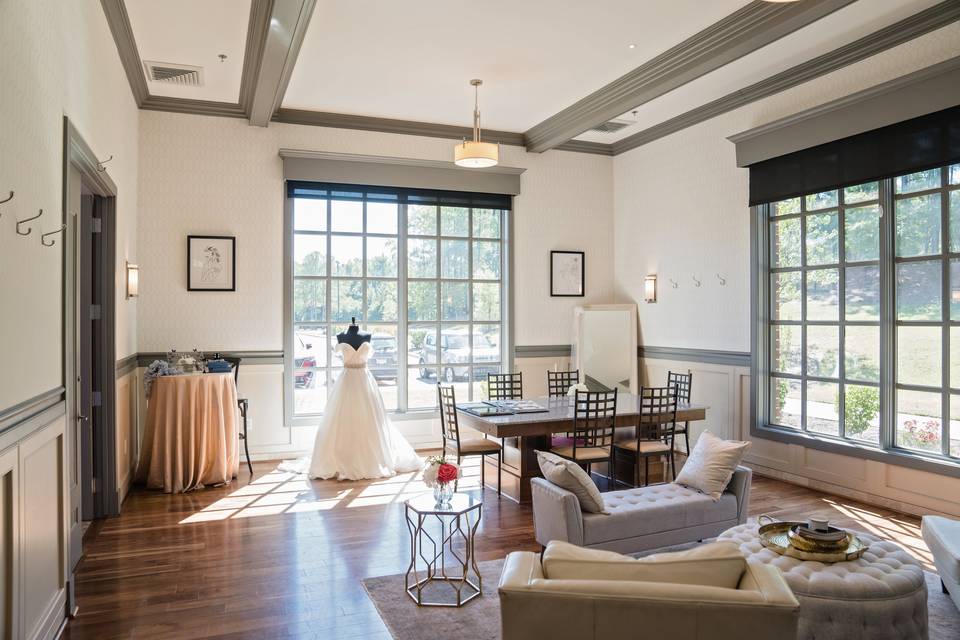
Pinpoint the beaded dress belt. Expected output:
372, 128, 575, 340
344, 363, 366, 369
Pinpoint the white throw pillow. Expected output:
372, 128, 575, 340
542, 540, 746, 589
674, 430, 750, 500
536, 450, 607, 514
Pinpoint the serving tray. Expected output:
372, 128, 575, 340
757, 515, 869, 563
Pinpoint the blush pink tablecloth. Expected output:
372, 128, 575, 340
136, 373, 239, 493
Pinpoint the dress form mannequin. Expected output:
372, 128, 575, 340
337, 317, 371, 350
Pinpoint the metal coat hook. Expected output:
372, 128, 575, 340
692, 275, 702, 288
716, 273, 727, 286
0, 190, 12, 218
97, 155, 113, 172
41, 224, 66, 247
16, 209, 43, 235
668, 278, 679, 289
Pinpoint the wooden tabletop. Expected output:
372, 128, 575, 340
456, 394, 707, 438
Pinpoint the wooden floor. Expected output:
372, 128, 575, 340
63, 459, 933, 640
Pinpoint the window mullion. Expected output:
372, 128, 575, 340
800, 204, 808, 432
838, 199, 847, 439
879, 178, 896, 451
942, 167, 951, 456
398, 201, 409, 413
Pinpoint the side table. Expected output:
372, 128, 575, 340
404, 493, 482, 607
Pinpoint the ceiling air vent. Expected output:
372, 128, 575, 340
143, 61, 204, 87
586, 119, 632, 134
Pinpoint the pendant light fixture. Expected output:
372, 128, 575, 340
454, 79, 499, 168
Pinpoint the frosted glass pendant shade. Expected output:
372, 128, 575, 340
454, 141, 499, 168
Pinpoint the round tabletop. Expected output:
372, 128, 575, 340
405, 492, 481, 516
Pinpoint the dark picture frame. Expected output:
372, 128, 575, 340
187, 235, 236, 291
550, 250, 585, 297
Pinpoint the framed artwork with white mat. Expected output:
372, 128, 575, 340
188, 235, 236, 291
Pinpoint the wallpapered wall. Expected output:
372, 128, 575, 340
612, 22, 960, 353
0, 0, 139, 410
136, 114, 615, 351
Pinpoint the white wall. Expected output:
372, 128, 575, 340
0, 0, 139, 411
614, 22, 960, 352
616, 23, 960, 515
0, 2, 139, 637
136, 112, 613, 451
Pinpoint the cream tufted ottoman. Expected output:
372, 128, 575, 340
719, 522, 928, 639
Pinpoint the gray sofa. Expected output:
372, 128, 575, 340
531, 466, 752, 554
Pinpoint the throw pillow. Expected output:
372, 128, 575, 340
542, 540, 746, 589
674, 430, 750, 500
536, 450, 606, 514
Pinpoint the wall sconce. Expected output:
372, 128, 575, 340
126, 262, 139, 298
644, 274, 657, 303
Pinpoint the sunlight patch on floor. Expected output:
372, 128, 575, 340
178, 461, 488, 524
823, 498, 933, 570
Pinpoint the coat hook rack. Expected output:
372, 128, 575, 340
41, 224, 66, 247
692, 275, 702, 288
16, 209, 43, 235
716, 273, 727, 286
668, 278, 679, 289
96, 155, 113, 172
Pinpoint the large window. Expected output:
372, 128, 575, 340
761, 163, 960, 464
285, 182, 510, 422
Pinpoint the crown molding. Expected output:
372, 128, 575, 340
279, 149, 526, 175
100, 0, 148, 106
140, 96, 247, 119
613, 0, 960, 156
523, 0, 858, 153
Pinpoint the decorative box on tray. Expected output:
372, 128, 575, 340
758, 514, 869, 562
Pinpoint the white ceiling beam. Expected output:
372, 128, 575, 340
245, 0, 317, 127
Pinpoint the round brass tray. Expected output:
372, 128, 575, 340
757, 516, 869, 563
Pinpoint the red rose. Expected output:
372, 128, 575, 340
436, 462, 458, 484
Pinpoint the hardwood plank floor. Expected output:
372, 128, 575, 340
63, 459, 932, 639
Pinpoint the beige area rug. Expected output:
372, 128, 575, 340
363, 559, 960, 640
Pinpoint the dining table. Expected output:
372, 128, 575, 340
136, 372, 240, 493
456, 394, 708, 503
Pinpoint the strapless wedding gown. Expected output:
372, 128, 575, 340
280, 342, 422, 480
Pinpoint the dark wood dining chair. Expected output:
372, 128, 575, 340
438, 384, 502, 497
223, 356, 252, 475
546, 369, 579, 397
550, 389, 618, 491
616, 386, 677, 486
487, 372, 523, 401
667, 370, 693, 456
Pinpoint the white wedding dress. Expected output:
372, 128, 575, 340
280, 342, 422, 480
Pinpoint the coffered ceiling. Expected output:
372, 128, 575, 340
101, 0, 959, 155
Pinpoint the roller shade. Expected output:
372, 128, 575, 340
287, 181, 512, 210
747, 105, 960, 205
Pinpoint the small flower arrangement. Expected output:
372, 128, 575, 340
423, 456, 460, 507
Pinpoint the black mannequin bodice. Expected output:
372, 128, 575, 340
337, 318, 371, 350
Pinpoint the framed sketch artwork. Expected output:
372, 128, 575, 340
550, 250, 585, 297
187, 235, 236, 291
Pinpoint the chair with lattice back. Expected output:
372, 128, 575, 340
487, 372, 523, 401
615, 386, 677, 486
667, 371, 693, 456
438, 384, 502, 496
550, 389, 618, 490
546, 369, 579, 397
223, 356, 253, 475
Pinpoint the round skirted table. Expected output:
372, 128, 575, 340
719, 521, 928, 640
136, 373, 239, 493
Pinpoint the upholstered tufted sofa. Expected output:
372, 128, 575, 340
531, 466, 751, 553
719, 521, 928, 640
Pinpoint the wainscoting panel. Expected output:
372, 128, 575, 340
514, 356, 573, 398
641, 355, 960, 518
116, 371, 138, 505
0, 445, 18, 640
19, 415, 67, 640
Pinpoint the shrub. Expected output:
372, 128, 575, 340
835, 386, 879, 437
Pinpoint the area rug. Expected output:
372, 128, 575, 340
363, 559, 960, 640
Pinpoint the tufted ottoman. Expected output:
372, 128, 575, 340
719, 522, 928, 639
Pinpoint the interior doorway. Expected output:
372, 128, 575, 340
63, 119, 119, 583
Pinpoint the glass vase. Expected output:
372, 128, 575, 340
433, 483, 454, 508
